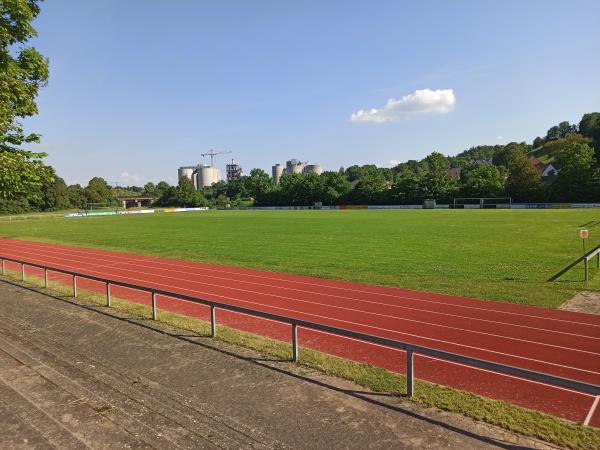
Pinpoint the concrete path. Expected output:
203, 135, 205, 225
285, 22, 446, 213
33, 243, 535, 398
0, 280, 559, 449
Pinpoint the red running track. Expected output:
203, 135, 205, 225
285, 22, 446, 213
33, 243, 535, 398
1, 237, 599, 426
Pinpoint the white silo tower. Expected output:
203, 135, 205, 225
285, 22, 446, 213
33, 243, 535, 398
272, 164, 284, 185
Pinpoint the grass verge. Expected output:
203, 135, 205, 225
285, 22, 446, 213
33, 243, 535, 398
3, 270, 599, 450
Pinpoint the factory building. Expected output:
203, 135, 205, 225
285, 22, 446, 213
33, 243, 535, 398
178, 164, 221, 189
195, 165, 221, 188
178, 166, 197, 188
272, 159, 323, 184
303, 164, 323, 175
226, 160, 243, 182
286, 159, 305, 174
272, 164, 284, 185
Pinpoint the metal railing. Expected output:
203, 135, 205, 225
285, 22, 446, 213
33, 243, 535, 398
548, 244, 600, 282
2, 255, 600, 406
584, 247, 600, 281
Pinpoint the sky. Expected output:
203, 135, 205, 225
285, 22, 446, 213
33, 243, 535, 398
23, 0, 600, 186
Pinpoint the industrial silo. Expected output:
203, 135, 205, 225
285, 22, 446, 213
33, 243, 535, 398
197, 165, 221, 188
290, 163, 305, 174
303, 164, 323, 175
178, 166, 196, 182
272, 164, 283, 185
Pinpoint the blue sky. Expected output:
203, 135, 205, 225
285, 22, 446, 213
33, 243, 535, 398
24, 0, 600, 186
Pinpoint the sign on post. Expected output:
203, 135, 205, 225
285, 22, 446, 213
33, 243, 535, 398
580, 229, 589, 258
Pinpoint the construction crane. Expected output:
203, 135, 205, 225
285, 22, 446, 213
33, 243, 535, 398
201, 149, 232, 167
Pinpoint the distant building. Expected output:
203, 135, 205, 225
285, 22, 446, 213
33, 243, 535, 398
470, 158, 493, 166
272, 159, 322, 184
178, 166, 198, 189
272, 164, 284, 185
286, 159, 305, 174
226, 160, 243, 182
195, 165, 221, 188
303, 164, 323, 175
178, 164, 223, 189
528, 157, 558, 177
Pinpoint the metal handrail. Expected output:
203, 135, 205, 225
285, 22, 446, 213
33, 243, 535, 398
2, 255, 600, 403
548, 244, 600, 282
584, 247, 600, 281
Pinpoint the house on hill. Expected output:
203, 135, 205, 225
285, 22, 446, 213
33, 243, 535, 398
528, 157, 558, 177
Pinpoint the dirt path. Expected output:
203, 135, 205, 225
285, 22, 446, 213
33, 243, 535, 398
560, 291, 600, 315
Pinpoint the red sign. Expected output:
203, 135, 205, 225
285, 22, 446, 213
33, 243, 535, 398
580, 229, 589, 239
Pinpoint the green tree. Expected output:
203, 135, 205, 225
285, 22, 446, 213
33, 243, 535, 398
243, 169, 273, 204
579, 112, 600, 158
0, 0, 52, 206
579, 113, 600, 141
545, 121, 577, 141
155, 181, 171, 197
67, 184, 86, 209
346, 172, 388, 204
505, 151, 541, 201
0, 149, 51, 202
321, 171, 351, 204
492, 142, 529, 168
460, 165, 504, 198
142, 182, 158, 196
41, 175, 69, 210
84, 177, 114, 205
279, 172, 326, 206
173, 176, 208, 207
421, 152, 457, 200
551, 142, 597, 201
391, 170, 423, 204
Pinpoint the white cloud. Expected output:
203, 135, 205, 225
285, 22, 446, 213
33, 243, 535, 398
496, 135, 504, 140
119, 171, 142, 184
350, 88, 456, 123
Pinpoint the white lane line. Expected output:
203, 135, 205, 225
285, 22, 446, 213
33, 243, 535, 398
7, 239, 600, 329
11, 254, 600, 379
584, 396, 600, 426
7, 242, 600, 342
10, 249, 600, 360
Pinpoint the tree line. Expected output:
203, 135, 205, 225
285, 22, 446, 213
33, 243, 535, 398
198, 113, 600, 207
1, 2, 599, 213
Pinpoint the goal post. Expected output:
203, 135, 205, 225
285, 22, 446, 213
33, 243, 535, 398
453, 197, 512, 209
84, 202, 119, 215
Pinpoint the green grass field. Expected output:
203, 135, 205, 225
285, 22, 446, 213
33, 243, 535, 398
1, 209, 599, 308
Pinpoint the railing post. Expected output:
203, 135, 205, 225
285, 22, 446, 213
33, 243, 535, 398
291, 322, 299, 362
44, 268, 48, 288
585, 258, 589, 282
106, 282, 111, 307
210, 305, 216, 337
406, 348, 414, 397
0, 259, 4, 276
73, 275, 78, 297
597, 252, 599, 269
21, 263, 25, 281
151, 292, 157, 320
